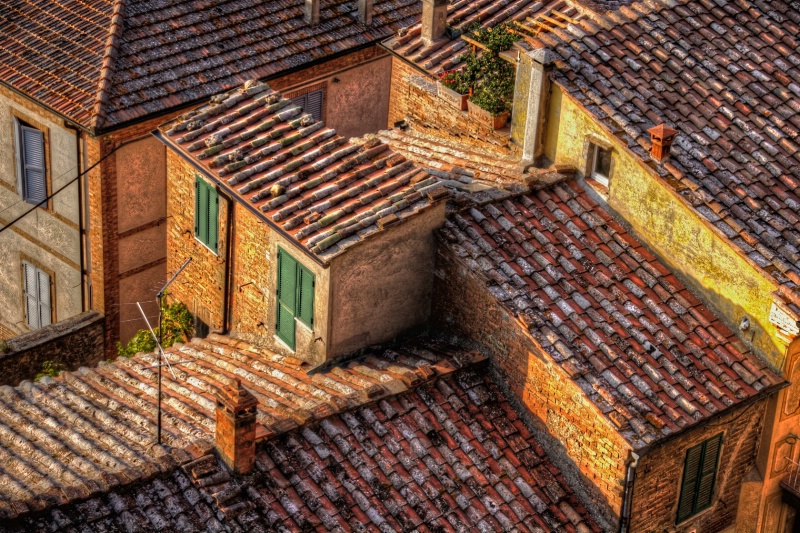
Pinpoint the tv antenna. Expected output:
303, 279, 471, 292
135, 257, 193, 446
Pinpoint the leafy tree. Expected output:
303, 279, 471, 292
117, 301, 194, 358
35, 360, 65, 381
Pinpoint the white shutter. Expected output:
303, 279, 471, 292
23, 262, 39, 329
37, 269, 51, 327
20, 125, 47, 205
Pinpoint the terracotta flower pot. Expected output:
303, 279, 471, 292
437, 82, 469, 111
467, 100, 510, 130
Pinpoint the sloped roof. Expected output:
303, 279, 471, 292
0, 0, 420, 130
4, 370, 602, 532
0, 333, 474, 520
533, 0, 800, 313
0, 0, 117, 128
441, 181, 784, 448
159, 81, 447, 261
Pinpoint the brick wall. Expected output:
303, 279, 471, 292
0, 311, 104, 386
632, 398, 768, 533
166, 152, 229, 332
432, 243, 629, 527
387, 57, 520, 156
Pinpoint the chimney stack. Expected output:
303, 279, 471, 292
647, 124, 678, 162
358, 0, 373, 25
305, 0, 320, 25
215, 378, 258, 474
421, 0, 448, 45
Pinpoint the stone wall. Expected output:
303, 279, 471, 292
0, 311, 104, 386
432, 242, 629, 528
632, 398, 768, 532
387, 57, 520, 156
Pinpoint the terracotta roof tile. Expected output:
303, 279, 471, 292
0, 333, 476, 520
537, 0, 800, 314
3, 369, 602, 532
160, 81, 446, 260
442, 181, 784, 447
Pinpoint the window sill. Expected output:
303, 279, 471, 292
585, 178, 609, 200
295, 317, 313, 333
193, 237, 219, 256
273, 334, 295, 353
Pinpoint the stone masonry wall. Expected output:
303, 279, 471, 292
632, 398, 768, 533
432, 243, 629, 528
0, 311, 104, 386
166, 152, 228, 332
387, 57, 520, 156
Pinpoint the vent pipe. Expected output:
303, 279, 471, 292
358, 0, 373, 24
305, 0, 320, 25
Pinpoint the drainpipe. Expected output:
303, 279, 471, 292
220, 188, 235, 334
65, 123, 88, 312
619, 451, 640, 533
510, 45, 558, 166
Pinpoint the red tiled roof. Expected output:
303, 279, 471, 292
0, 0, 421, 130
534, 0, 800, 312
384, 0, 584, 75
159, 81, 447, 260
442, 181, 784, 447
5, 370, 602, 532
0, 333, 471, 520
0, 0, 116, 128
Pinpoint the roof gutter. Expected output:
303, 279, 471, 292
151, 129, 328, 268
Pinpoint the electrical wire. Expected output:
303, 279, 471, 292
0, 143, 119, 235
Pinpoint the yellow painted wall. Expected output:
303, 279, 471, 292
544, 85, 786, 370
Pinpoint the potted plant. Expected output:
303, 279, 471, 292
467, 53, 515, 129
468, 89, 510, 129
437, 69, 471, 111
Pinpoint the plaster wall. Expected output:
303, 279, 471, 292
543, 85, 784, 369
329, 202, 445, 358
0, 88, 81, 337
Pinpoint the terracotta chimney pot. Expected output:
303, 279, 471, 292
215, 378, 259, 474
647, 123, 679, 162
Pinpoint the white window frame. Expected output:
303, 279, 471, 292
590, 143, 612, 187
22, 261, 52, 330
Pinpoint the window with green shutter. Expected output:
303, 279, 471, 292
677, 434, 723, 523
194, 176, 219, 252
275, 248, 315, 350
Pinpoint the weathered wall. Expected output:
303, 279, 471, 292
229, 205, 331, 367
165, 152, 229, 333
544, 85, 784, 369
329, 202, 445, 358
266, 46, 392, 139
432, 243, 629, 528
0, 311, 104, 386
387, 57, 520, 156
632, 398, 768, 533
0, 87, 82, 338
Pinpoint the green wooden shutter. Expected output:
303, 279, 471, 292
298, 265, 314, 327
194, 178, 201, 235
276, 249, 298, 349
208, 186, 219, 252
677, 434, 722, 523
195, 177, 208, 244
695, 435, 722, 511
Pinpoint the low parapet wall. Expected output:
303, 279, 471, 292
0, 311, 104, 386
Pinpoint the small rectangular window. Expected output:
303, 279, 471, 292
22, 261, 52, 330
16, 120, 47, 206
590, 144, 612, 187
290, 89, 324, 122
275, 248, 315, 350
194, 176, 219, 253
677, 433, 723, 523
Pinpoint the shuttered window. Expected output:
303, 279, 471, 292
17, 121, 47, 206
194, 176, 219, 253
22, 262, 52, 330
677, 434, 723, 523
275, 248, 315, 350
290, 89, 324, 122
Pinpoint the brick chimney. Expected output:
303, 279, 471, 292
215, 378, 258, 474
420, 0, 448, 45
647, 124, 678, 162
305, 0, 320, 25
358, 0, 373, 25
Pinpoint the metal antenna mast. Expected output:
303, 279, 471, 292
136, 257, 193, 446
